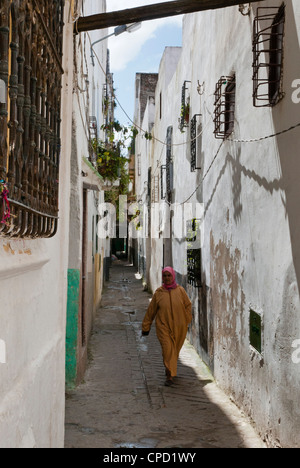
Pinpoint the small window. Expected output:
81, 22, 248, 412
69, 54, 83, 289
137, 154, 141, 177
160, 92, 162, 120
252, 4, 286, 107
151, 175, 159, 203
190, 114, 202, 172
160, 165, 167, 200
147, 167, 152, 199
213, 75, 236, 140
186, 219, 202, 289
187, 248, 201, 288
166, 126, 173, 202
249, 309, 263, 354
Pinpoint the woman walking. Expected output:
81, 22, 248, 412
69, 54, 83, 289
142, 267, 192, 386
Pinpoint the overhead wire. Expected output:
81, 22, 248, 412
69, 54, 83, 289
228, 121, 300, 143
86, 32, 300, 207
87, 32, 213, 148
168, 117, 300, 206
88, 32, 300, 146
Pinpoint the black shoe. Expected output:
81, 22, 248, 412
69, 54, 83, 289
165, 378, 174, 387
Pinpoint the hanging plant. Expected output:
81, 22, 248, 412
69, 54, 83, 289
93, 141, 129, 183
91, 119, 135, 210
181, 102, 190, 124
184, 102, 190, 123
179, 102, 190, 133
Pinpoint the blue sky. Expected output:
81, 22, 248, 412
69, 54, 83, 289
106, 0, 183, 127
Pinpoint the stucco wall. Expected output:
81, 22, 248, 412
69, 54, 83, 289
0, 1, 74, 447
193, 1, 300, 447
65, 0, 108, 388
133, 1, 300, 447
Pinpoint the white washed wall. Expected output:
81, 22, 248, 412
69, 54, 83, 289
138, 1, 300, 447
0, 1, 74, 448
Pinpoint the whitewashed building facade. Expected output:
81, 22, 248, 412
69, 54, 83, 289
66, 0, 109, 388
0, 0, 108, 447
132, 0, 300, 447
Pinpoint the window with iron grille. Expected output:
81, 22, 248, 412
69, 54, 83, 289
190, 114, 202, 172
186, 219, 202, 288
166, 126, 173, 202
137, 154, 141, 177
0, 0, 64, 238
214, 75, 236, 140
249, 309, 263, 354
147, 166, 152, 199
187, 248, 202, 288
160, 165, 166, 200
252, 4, 285, 107
151, 175, 159, 203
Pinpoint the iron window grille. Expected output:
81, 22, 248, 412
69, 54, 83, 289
147, 167, 152, 199
0, 0, 64, 238
186, 218, 202, 288
166, 126, 173, 202
252, 4, 286, 107
151, 175, 159, 203
89, 116, 98, 165
191, 114, 202, 172
213, 75, 236, 140
187, 248, 202, 288
137, 154, 141, 177
89, 116, 98, 140
179, 81, 191, 132
160, 165, 166, 200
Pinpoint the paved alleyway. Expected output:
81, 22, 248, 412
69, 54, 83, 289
65, 261, 264, 449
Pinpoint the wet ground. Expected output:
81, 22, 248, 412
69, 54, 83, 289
64, 261, 265, 449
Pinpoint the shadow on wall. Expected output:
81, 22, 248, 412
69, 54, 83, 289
267, 4, 300, 447
272, 6, 300, 301
204, 148, 285, 222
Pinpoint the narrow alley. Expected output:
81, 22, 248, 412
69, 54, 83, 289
1, 0, 300, 450
64, 261, 264, 449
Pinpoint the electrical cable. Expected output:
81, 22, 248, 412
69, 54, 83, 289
87, 33, 300, 150
228, 121, 300, 143
85, 32, 300, 208
87, 32, 212, 148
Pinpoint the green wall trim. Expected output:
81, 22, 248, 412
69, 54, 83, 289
66, 269, 80, 388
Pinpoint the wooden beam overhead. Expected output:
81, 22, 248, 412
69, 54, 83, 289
76, 0, 265, 33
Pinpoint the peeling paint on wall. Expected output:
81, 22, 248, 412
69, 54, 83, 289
210, 231, 246, 388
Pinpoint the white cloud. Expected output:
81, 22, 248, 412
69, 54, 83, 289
106, 0, 182, 71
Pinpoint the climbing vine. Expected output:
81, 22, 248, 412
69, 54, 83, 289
91, 119, 152, 206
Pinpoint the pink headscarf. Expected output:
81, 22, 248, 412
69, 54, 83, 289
162, 267, 178, 290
